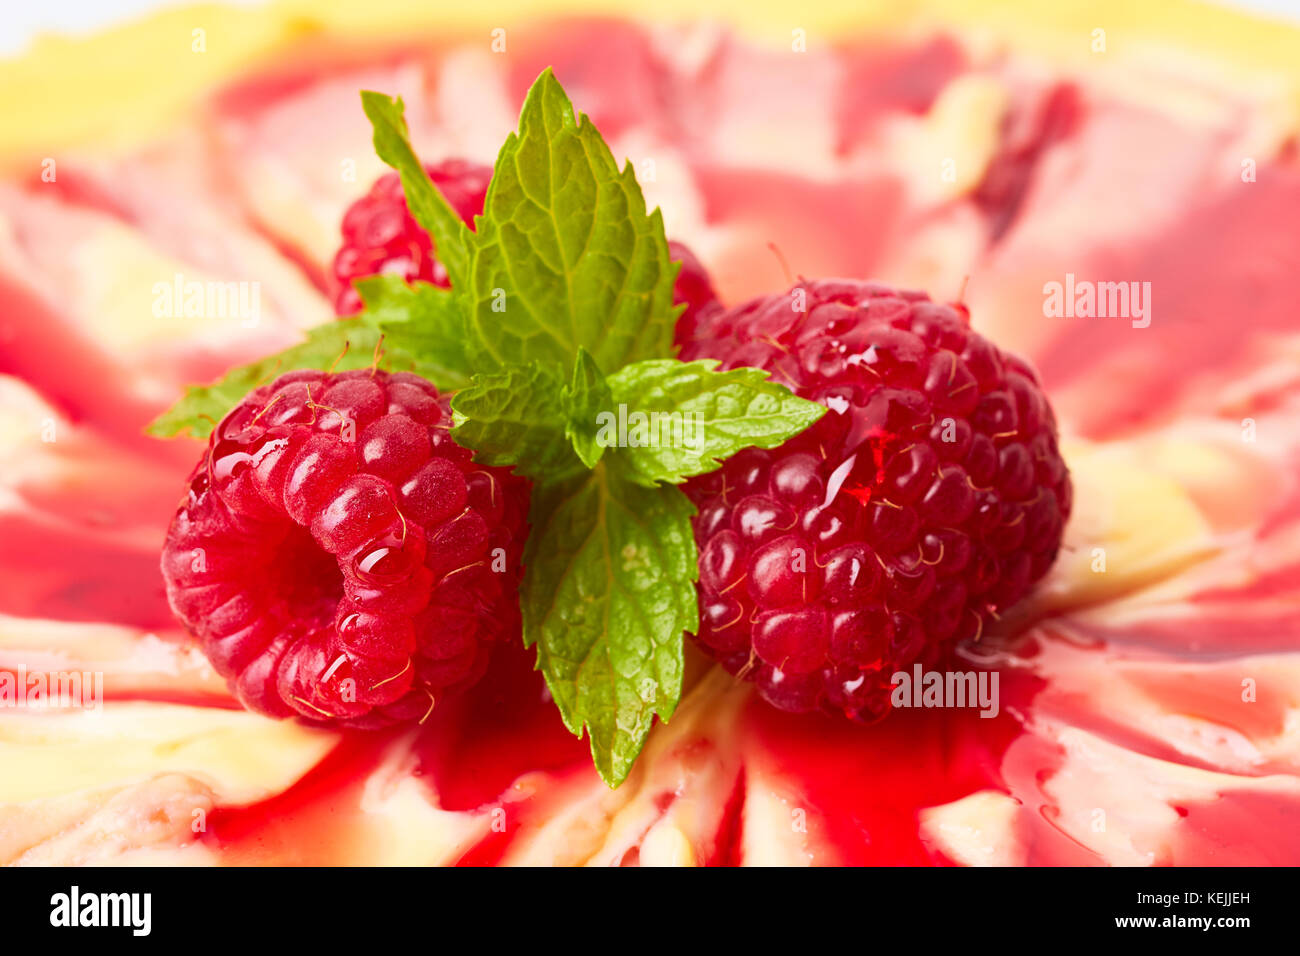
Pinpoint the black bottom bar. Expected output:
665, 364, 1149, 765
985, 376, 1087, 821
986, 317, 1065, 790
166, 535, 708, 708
0, 865, 1280, 942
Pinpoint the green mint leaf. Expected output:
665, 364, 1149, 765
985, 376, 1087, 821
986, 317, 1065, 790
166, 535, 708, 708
562, 348, 612, 469
360, 91, 472, 292
355, 275, 473, 391
601, 359, 826, 486
449, 363, 583, 479
146, 320, 392, 439
464, 68, 680, 372
522, 464, 696, 786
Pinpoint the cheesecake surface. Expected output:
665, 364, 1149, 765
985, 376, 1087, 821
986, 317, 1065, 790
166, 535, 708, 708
2, 0, 1300, 865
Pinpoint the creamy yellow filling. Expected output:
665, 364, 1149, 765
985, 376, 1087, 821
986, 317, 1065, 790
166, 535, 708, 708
0, 703, 338, 805
1, 0, 1298, 162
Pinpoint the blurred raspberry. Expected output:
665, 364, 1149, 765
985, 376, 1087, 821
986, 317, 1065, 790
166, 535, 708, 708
669, 239, 722, 341
331, 160, 491, 315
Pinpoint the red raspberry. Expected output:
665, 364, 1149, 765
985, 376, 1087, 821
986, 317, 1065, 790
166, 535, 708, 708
677, 280, 1071, 720
331, 161, 721, 326
160, 369, 529, 728
331, 159, 492, 315
669, 239, 722, 337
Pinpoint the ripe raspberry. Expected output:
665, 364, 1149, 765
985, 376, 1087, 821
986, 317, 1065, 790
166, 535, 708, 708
331, 160, 721, 326
678, 280, 1071, 720
331, 159, 492, 315
669, 239, 722, 336
160, 369, 529, 728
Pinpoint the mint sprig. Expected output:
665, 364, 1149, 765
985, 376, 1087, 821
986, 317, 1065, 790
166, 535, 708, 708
446, 351, 820, 784
147, 69, 824, 786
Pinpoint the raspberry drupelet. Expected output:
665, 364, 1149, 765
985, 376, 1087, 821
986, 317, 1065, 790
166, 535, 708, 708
677, 280, 1071, 720
161, 369, 529, 728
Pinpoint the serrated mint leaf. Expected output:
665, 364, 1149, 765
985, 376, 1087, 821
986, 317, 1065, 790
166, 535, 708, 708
464, 68, 680, 372
147, 320, 393, 439
602, 359, 826, 486
522, 465, 696, 787
360, 91, 472, 292
355, 275, 472, 391
563, 348, 613, 469
449, 363, 583, 479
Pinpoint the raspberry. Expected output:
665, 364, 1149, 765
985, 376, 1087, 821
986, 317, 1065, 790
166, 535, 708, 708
678, 280, 1071, 721
331, 160, 721, 326
669, 239, 722, 336
160, 369, 529, 728
331, 159, 492, 315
